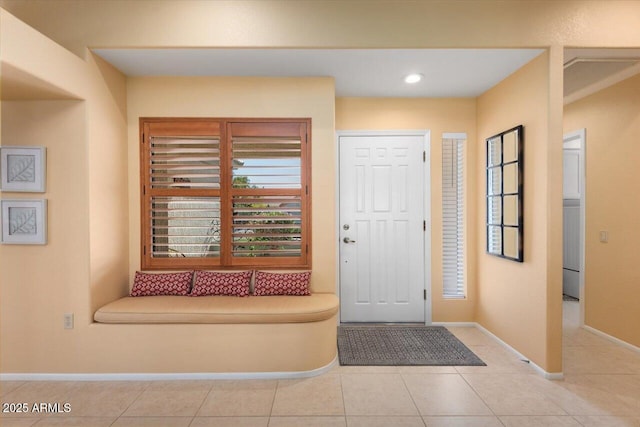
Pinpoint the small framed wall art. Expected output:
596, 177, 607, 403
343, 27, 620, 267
0, 146, 47, 192
1, 199, 47, 245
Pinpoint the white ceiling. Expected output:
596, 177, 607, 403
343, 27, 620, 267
93, 48, 544, 98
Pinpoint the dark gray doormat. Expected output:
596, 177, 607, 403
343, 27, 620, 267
337, 325, 486, 366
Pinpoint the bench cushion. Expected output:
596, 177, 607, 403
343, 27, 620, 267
94, 293, 339, 324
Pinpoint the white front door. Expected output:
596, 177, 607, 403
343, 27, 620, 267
339, 132, 427, 323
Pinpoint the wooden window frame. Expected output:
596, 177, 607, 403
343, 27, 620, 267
140, 117, 312, 270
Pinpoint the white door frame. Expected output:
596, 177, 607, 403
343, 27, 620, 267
563, 129, 586, 326
335, 130, 432, 324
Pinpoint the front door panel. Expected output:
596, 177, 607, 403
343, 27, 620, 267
339, 134, 426, 323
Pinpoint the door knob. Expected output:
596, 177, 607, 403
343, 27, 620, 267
343, 237, 356, 243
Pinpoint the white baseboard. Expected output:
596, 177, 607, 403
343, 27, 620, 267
431, 321, 477, 327
473, 323, 564, 380
0, 356, 337, 382
582, 325, 640, 354
14, 326, 634, 383
434, 322, 563, 379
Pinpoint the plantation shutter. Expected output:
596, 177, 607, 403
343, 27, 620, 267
228, 121, 309, 266
142, 120, 223, 268
149, 137, 221, 190
140, 118, 311, 270
442, 134, 465, 299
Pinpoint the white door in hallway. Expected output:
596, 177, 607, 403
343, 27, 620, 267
339, 132, 427, 323
563, 130, 585, 301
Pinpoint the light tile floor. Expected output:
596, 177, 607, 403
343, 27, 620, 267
1, 301, 639, 426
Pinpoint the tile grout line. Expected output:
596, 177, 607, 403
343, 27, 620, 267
571, 414, 587, 427
337, 368, 348, 427
397, 372, 427, 427
107, 381, 152, 427
187, 381, 216, 427
451, 325, 511, 426
268, 378, 280, 425
457, 370, 507, 426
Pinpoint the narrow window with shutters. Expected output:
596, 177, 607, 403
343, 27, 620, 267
140, 118, 311, 270
442, 135, 465, 299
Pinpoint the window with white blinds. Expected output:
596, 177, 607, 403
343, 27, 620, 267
140, 118, 311, 270
442, 135, 465, 299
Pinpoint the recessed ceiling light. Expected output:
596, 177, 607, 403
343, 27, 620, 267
404, 73, 423, 84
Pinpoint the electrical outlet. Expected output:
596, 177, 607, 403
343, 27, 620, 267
599, 231, 608, 243
64, 313, 74, 329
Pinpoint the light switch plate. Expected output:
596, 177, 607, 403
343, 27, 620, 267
64, 313, 74, 329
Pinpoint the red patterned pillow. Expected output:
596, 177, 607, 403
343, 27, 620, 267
130, 271, 193, 297
190, 271, 252, 297
253, 271, 311, 296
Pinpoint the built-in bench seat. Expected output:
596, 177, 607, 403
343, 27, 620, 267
91, 274, 340, 375
94, 293, 339, 324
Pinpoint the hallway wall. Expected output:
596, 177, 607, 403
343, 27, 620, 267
564, 73, 640, 347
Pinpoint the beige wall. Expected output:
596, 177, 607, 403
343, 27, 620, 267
2, 1, 640, 375
0, 11, 129, 373
86, 52, 129, 314
335, 97, 477, 322
0, 9, 85, 99
564, 73, 640, 347
2, 1, 640, 56
0, 100, 89, 370
127, 76, 336, 293
476, 52, 564, 373
0, 10, 335, 374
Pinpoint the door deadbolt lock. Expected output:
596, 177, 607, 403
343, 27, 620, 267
343, 224, 350, 230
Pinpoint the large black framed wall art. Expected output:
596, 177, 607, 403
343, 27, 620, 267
486, 125, 524, 262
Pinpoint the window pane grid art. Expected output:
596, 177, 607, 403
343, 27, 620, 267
485, 125, 523, 262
